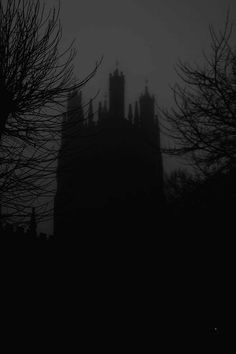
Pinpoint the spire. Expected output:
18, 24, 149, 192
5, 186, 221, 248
128, 103, 133, 123
134, 101, 139, 127
88, 99, 94, 128
29, 207, 37, 238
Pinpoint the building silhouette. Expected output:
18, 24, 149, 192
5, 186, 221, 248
0, 207, 53, 240
54, 67, 165, 236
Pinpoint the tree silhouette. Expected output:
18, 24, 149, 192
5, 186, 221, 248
162, 14, 236, 177
0, 0, 100, 227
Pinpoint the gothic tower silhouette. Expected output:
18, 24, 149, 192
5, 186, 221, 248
109, 67, 125, 120
54, 67, 165, 236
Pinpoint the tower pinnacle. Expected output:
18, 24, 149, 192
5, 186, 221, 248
109, 66, 125, 120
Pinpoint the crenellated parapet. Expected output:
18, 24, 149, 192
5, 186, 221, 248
63, 68, 158, 136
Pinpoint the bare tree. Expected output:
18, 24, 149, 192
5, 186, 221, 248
0, 0, 101, 227
162, 15, 236, 176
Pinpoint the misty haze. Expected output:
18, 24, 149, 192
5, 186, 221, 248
1, 0, 235, 346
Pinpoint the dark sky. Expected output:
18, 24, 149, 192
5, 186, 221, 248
51, 0, 236, 107
55, 0, 236, 162
40, 0, 236, 234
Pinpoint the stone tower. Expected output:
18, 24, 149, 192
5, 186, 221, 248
54, 68, 165, 237
109, 67, 125, 120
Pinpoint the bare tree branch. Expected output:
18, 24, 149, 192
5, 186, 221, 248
0, 0, 101, 227
160, 15, 236, 176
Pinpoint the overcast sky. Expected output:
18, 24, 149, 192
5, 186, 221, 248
50, 0, 236, 169
40, 0, 236, 234
49, 0, 236, 106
